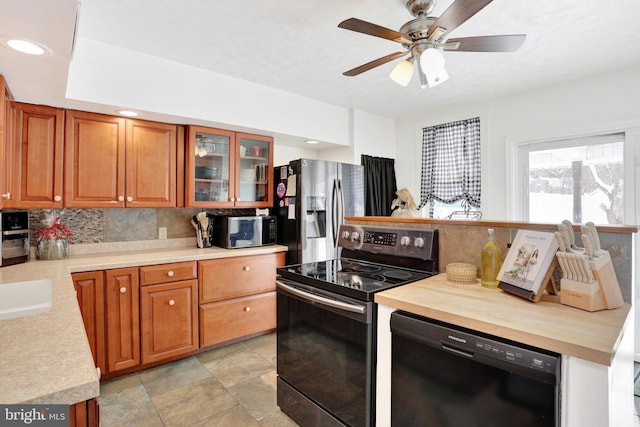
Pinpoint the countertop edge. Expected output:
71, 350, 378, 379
0, 244, 287, 404
375, 273, 631, 366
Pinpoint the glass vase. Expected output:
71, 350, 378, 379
36, 238, 69, 260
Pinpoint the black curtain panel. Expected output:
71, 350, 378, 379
361, 155, 397, 216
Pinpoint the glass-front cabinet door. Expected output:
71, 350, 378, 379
234, 133, 273, 208
186, 126, 273, 208
186, 126, 235, 207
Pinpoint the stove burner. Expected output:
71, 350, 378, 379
382, 270, 412, 280
341, 261, 381, 273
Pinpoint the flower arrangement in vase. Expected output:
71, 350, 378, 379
35, 210, 73, 260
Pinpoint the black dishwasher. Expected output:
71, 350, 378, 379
391, 311, 561, 427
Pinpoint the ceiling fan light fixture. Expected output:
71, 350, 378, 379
420, 47, 449, 88
389, 58, 414, 87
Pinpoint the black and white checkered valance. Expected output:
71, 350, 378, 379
419, 117, 481, 213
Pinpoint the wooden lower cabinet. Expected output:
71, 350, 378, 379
104, 267, 140, 373
198, 252, 285, 347
69, 398, 99, 427
140, 279, 198, 364
72, 271, 106, 376
200, 291, 276, 346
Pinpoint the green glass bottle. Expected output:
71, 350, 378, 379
481, 228, 502, 289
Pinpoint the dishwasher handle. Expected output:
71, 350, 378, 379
276, 280, 366, 314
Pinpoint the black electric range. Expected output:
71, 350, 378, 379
277, 224, 438, 301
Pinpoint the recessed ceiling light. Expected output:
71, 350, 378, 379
116, 110, 139, 117
306, 140, 319, 145
5, 39, 51, 56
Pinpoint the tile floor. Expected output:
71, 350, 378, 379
99, 333, 299, 426
101, 338, 640, 426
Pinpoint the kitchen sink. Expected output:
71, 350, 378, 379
0, 279, 53, 321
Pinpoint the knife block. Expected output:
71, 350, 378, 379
560, 251, 624, 312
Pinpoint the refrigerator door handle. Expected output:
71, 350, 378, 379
336, 179, 344, 244
332, 179, 339, 244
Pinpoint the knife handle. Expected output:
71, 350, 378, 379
557, 223, 572, 251
554, 231, 566, 252
581, 233, 594, 260
585, 222, 602, 252
562, 220, 576, 248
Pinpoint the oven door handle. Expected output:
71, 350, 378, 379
276, 280, 366, 314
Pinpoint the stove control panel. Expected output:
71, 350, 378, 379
339, 224, 438, 261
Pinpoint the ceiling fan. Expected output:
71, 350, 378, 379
338, 0, 526, 88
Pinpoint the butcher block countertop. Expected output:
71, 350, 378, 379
0, 241, 286, 405
375, 273, 631, 366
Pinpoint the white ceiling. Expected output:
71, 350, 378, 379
2, 0, 640, 122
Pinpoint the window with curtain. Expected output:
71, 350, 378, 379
419, 117, 481, 218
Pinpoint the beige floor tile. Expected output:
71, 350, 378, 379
202, 348, 275, 388
191, 404, 261, 427
228, 371, 279, 421
99, 383, 157, 426
259, 410, 301, 427
139, 355, 212, 396
195, 340, 249, 364
152, 377, 237, 427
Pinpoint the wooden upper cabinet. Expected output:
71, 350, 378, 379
185, 126, 273, 208
0, 76, 15, 209
125, 119, 177, 207
7, 103, 64, 208
65, 110, 125, 207
64, 110, 179, 208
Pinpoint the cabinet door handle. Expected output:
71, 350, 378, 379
230, 197, 235, 202
1, 192, 10, 200
243, 266, 250, 272
127, 196, 133, 202
244, 306, 251, 312
120, 286, 127, 294
54, 195, 62, 202
118, 195, 125, 202
167, 271, 174, 277
169, 299, 175, 306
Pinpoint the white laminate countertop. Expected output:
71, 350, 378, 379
375, 273, 631, 366
0, 241, 287, 405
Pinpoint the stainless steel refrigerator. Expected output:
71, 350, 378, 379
273, 159, 364, 265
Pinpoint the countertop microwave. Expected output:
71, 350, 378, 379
212, 215, 277, 249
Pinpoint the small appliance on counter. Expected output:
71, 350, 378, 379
212, 215, 276, 249
1, 211, 30, 267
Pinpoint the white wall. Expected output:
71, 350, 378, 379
395, 64, 640, 220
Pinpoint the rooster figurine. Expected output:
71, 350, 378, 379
391, 188, 418, 217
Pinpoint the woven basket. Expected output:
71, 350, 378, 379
446, 263, 478, 284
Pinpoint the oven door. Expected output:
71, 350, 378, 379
276, 278, 375, 427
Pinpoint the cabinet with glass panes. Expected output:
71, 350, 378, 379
186, 126, 273, 208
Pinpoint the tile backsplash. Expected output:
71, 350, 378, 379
29, 208, 256, 244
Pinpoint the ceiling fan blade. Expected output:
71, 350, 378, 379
443, 34, 526, 52
427, 0, 493, 40
338, 18, 413, 45
343, 52, 409, 76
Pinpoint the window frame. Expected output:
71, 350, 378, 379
509, 129, 639, 224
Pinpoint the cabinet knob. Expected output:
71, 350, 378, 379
1, 192, 10, 200
127, 196, 133, 202
243, 266, 250, 272
169, 299, 175, 306
118, 196, 125, 202
167, 271, 174, 277
230, 197, 235, 202
244, 306, 251, 312
54, 195, 62, 202
120, 286, 127, 294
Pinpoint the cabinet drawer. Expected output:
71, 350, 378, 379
199, 253, 283, 303
199, 291, 275, 347
139, 261, 196, 286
